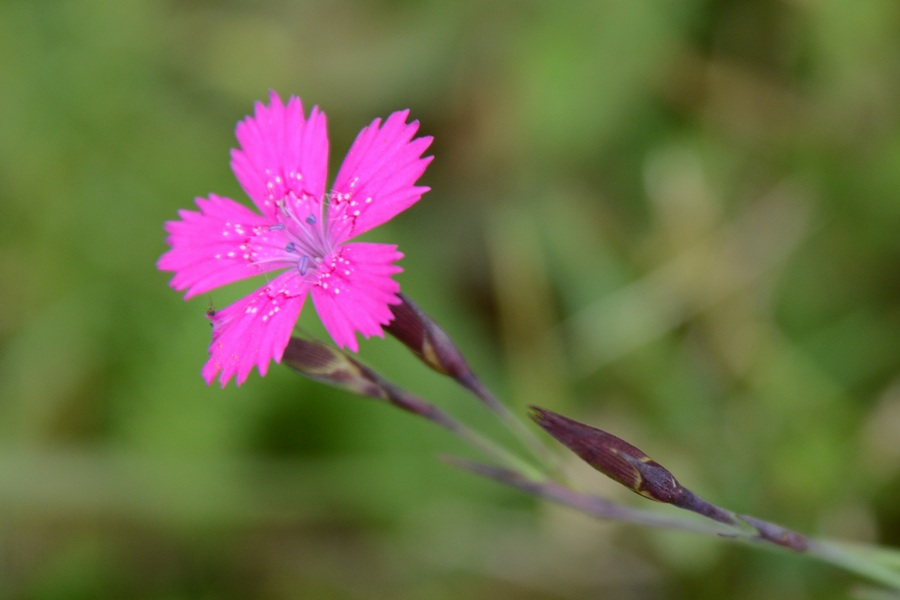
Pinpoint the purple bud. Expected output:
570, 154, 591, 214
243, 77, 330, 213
386, 294, 473, 380
282, 337, 385, 398
530, 407, 742, 526
529, 407, 687, 504
282, 336, 459, 428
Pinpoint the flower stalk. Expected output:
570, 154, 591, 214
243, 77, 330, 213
447, 456, 900, 591
386, 293, 558, 472
281, 336, 540, 478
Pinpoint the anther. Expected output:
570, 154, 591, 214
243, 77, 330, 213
299, 255, 311, 276
269, 223, 285, 231
285, 242, 297, 253
305, 215, 316, 225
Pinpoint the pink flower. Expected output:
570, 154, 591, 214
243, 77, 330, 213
158, 92, 433, 386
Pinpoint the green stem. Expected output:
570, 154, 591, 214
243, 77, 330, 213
459, 373, 561, 476
381, 381, 543, 479
447, 421, 546, 481
808, 541, 900, 591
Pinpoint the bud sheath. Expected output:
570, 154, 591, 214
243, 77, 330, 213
385, 293, 473, 380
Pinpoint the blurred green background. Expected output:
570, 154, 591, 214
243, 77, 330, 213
2, 0, 900, 598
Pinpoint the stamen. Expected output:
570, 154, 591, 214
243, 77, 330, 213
269, 223, 285, 231
299, 255, 311, 276
285, 242, 297, 253
305, 215, 316, 225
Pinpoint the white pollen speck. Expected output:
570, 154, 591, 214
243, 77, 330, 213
335, 288, 340, 294
227, 252, 235, 257
344, 270, 350, 275
353, 210, 360, 216
215, 253, 221, 259
365, 197, 372, 203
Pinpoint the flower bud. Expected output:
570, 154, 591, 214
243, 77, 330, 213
530, 407, 743, 526
282, 336, 457, 426
386, 293, 473, 379
282, 337, 386, 399
530, 407, 687, 504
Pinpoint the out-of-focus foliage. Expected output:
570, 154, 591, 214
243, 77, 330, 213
1, 0, 899, 598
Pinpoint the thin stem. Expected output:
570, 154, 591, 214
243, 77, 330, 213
379, 382, 545, 480
808, 541, 900, 591
282, 336, 539, 478
825, 541, 900, 570
439, 418, 546, 481
459, 373, 562, 476
447, 456, 734, 537
452, 459, 900, 592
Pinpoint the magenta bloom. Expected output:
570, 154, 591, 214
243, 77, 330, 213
158, 92, 433, 386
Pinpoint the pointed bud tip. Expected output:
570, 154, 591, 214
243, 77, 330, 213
527, 405, 549, 425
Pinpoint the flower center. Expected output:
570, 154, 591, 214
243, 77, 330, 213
272, 194, 333, 279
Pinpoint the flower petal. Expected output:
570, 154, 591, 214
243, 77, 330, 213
310, 242, 403, 352
157, 194, 293, 299
202, 271, 308, 387
231, 91, 329, 220
329, 110, 432, 242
